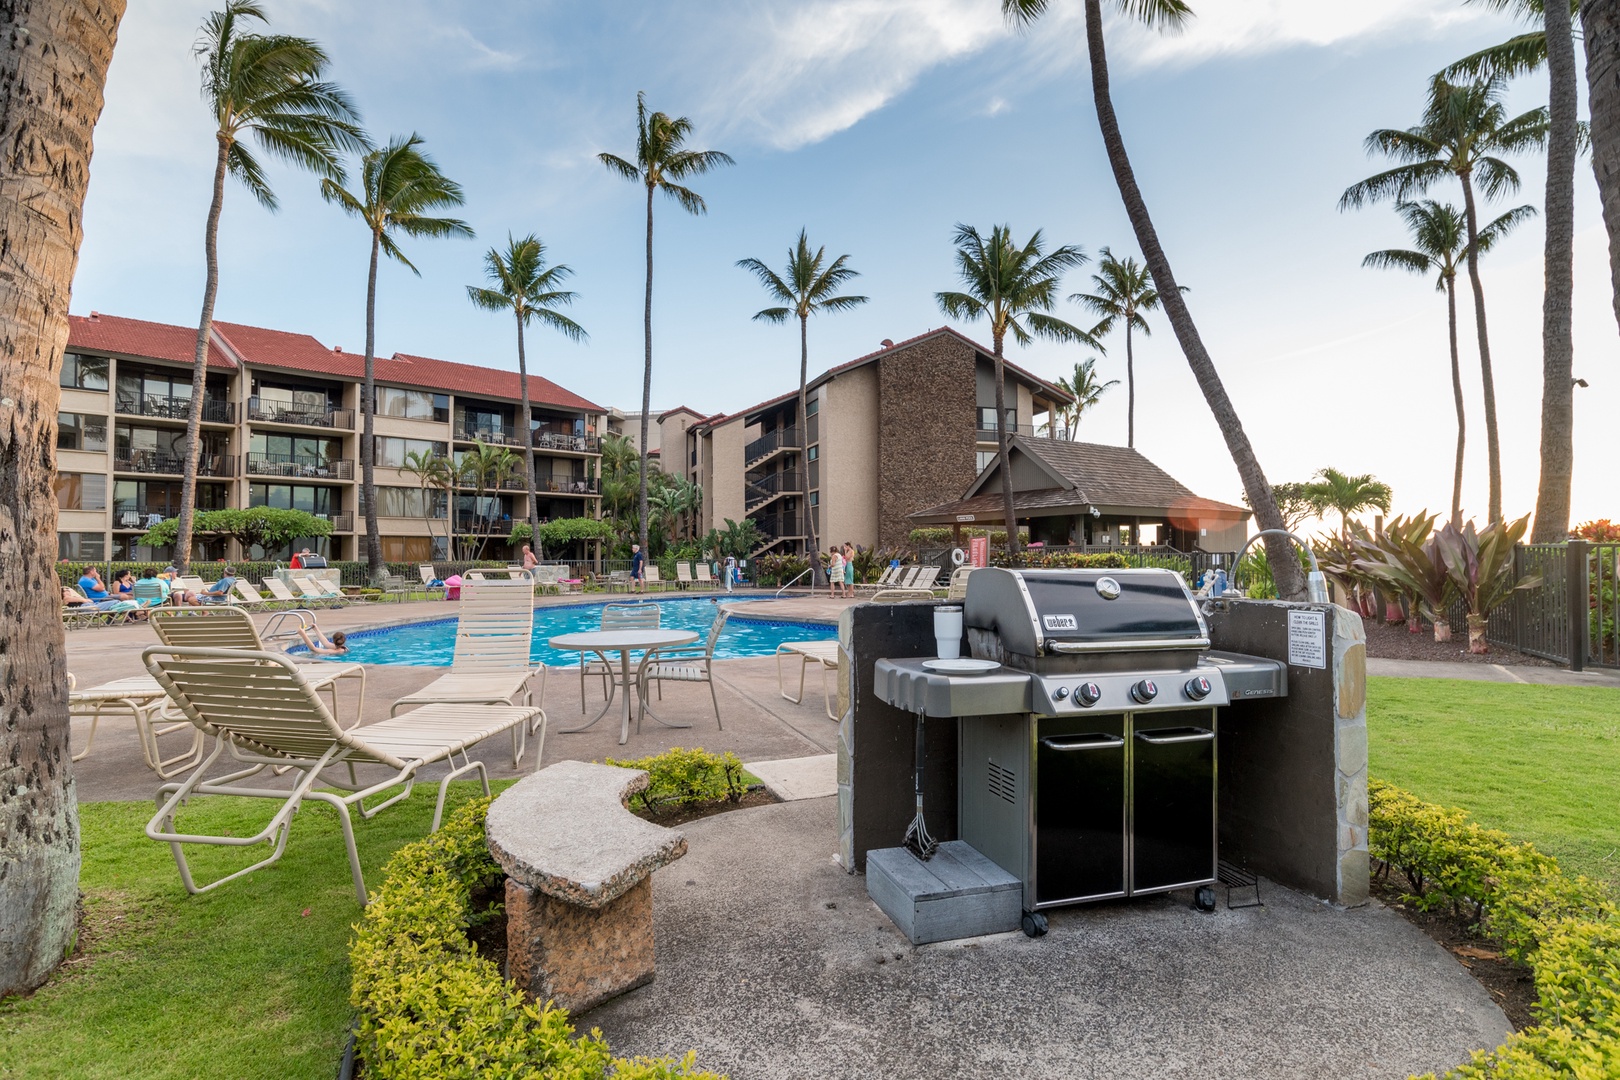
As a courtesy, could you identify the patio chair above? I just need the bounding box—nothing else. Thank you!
[605,569,632,593]
[69,672,202,777]
[142,645,542,903]
[231,579,270,609]
[291,575,342,607]
[577,602,661,711]
[946,566,976,601]
[855,565,902,592]
[637,609,727,732]
[870,588,939,603]
[264,576,320,609]
[695,563,716,590]
[131,577,169,608]
[675,562,695,590]
[390,575,546,767]
[149,607,361,715]
[644,565,667,592]
[418,564,446,599]
[911,566,942,592]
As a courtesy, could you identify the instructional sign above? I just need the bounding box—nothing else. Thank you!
[1287,609,1328,669]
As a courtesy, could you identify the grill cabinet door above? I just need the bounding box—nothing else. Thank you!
[1035,716,1127,905]
[1130,708,1217,894]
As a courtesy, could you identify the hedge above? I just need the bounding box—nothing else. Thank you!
[56,559,509,589]
[604,748,748,814]
[1370,780,1620,1078]
[350,797,720,1080]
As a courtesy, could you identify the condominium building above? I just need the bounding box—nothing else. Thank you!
[682,327,1073,553]
[55,312,606,564]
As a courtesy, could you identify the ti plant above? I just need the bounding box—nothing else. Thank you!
[1352,512,1460,642]
[1435,514,1542,654]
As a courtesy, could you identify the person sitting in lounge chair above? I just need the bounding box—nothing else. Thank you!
[62,586,139,617]
[159,566,195,606]
[296,626,348,656]
[197,568,239,605]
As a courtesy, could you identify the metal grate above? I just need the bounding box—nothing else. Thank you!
[988,760,1017,804]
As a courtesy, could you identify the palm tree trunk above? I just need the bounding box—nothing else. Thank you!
[517,312,540,550]
[1125,320,1136,449]
[799,314,817,594]
[993,332,1020,560]
[1534,0,1579,543]
[1581,0,1620,335]
[1082,0,1305,600]
[1457,173,1503,525]
[361,230,383,579]
[1445,274,1466,529]
[639,182,654,555]
[177,136,230,573]
[0,0,124,998]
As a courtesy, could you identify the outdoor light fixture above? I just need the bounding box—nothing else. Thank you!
[1089,507,1101,518]
[1574,377,1590,388]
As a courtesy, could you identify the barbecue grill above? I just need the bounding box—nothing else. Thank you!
[873,567,1286,935]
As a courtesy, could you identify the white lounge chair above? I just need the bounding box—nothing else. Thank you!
[638,610,727,731]
[150,606,363,715]
[946,566,976,601]
[644,565,667,592]
[855,565,902,592]
[675,562,695,590]
[911,566,942,592]
[418,563,446,599]
[69,674,201,778]
[870,588,939,603]
[231,579,269,608]
[142,645,542,903]
[390,574,546,766]
[695,563,716,590]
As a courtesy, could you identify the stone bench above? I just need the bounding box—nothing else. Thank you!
[485,760,687,1012]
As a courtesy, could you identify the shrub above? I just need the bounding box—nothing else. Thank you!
[909,526,1027,547]
[604,747,748,814]
[1371,781,1620,1079]
[993,551,1130,570]
[350,798,719,1080]
[752,553,809,588]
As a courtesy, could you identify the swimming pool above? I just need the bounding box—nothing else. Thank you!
[320,596,837,667]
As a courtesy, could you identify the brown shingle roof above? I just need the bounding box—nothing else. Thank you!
[1007,438,1249,516]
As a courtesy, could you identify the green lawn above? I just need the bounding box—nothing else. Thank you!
[0,781,507,1080]
[1368,676,1620,895]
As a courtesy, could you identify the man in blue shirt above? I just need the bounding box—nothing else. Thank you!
[77,567,109,599]
[630,544,645,593]
[198,567,239,605]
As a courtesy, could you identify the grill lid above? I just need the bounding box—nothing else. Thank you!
[963,567,1209,657]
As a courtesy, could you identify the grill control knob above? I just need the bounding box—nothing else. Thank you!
[1053,685,1070,701]
[1077,682,1102,707]
[1184,676,1213,701]
[1130,679,1158,704]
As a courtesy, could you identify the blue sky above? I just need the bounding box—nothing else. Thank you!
[74,1,1615,526]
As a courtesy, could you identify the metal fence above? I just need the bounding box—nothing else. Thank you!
[1444,541,1619,670]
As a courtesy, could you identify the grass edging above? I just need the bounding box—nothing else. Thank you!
[1370,780,1620,1078]
[348,796,720,1080]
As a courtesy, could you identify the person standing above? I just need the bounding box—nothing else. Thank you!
[723,553,737,593]
[630,543,646,593]
[827,545,845,599]
[842,542,857,595]
[521,544,539,571]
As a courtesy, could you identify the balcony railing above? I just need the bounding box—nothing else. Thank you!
[975,423,1073,442]
[330,512,354,532]
[744,427,800,465]
[453,514,514,535]
[112,506,178,530]
[455,425,521,446]
[746,470,802,509]
[535,476,598,496]
[754,511,803,541]
[116,393,233,424]
[455,474,528,491]
[533,430,599,453]
[244,454,354,480]
[248,397,353,429]
[113,450,234,477]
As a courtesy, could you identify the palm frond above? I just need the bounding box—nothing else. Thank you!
[1441,31,1549,83]
[659,180,707,216]
[751,307,792,324]
[598,152,641,182]
[1362,248,1435,274]
[226,141,276,209]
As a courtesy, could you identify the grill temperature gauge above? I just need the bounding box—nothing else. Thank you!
[1130,679,1158,704]
[1184,676,1213,701]
[1076,682,1102,707]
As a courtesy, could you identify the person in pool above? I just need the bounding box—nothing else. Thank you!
[296,626,348,656]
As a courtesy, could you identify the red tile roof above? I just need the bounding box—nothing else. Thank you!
[66,312,604,413]
[68,313,234,369]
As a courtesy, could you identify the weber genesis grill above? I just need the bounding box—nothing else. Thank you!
[873,567,1286,929]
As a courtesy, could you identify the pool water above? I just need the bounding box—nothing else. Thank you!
[325,596,837,667]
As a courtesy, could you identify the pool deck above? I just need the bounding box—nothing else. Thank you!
[65,593,850,803]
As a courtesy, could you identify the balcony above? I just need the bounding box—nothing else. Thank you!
[114,450,234,477]
[112,506,174,531]
[330,512,354,532]
[456,474,528,492]
[754,510,803,542]
[248,397,354,430]
[535,476,598,496]
[745,470,802,511]
[453,513,514,535]
[116,393,233,424]
[244,453,354,480]
[533,430,599,454]
[975,422,1072,443]
[744,427,799,468]
[455,425,520,446]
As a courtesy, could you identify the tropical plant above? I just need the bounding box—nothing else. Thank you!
[467,234,588,547]
[737,229,868,581]
[1072,248,1170,447]
[0,0,125,997]
[323,133,473,579]
[1302,468,1394,544]
[176,1,365,572]
[1353,512,1459,642]
[1340,74,1547,525]
[598,92,733,556]
[399,448,453,557]
[138,507,333,555]
[1444,2,1583,544]
[1362,199,1535,526]
[936,223,1097,558]
[710,518,765,560]
[1000,0,1309,602]
[1052,356,1119,438]
[1243,481,1319,533]
[453,440,520,560]
[1436,514,1544,654]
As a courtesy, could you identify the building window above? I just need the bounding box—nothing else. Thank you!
[808,491,820,507]
[374,436,448,468]
[976,406,1017,433]
[374,486,445,517]
[807,445,819,462]
[58,531,105,560]
[53,472,107,511]
[976,450,997,473]
[57,412,108,452]
[381,536,435,563]
[249,483,338,517]
[115,480,225,524]
[376,386,448,422]
[60,353,109,391]
[805,398,819,416]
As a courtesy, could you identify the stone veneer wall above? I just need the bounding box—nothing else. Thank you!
[875,336,978,548]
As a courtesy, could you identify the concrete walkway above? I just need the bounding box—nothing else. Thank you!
[590,797,1510,1080]
[1369,656,1620,688]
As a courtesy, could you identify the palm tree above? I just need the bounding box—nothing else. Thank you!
[466,235,588,548]
[322,134,472,579]
[177,1,365,572]
[400,448,453,559]
[598,92,734,557]
[1072,248,1165,448]
[454,441,519,560]
[737,229,869,580]
[1340,75,1547,525]
[1362,200,1534,527]
[1001,0,1309,600]
[1305,468,1394,545]
[1446,2,1581,542]
[936,224,1096,559]
[1056,357,1120,438]
[0,0,125,999]
[1584,3,1620,341]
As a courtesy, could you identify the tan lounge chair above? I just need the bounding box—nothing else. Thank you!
[675,562,695,590]
[946,566,975,601]
[855,565,902,592]
[418,564,446,599]
[69,673,202,778]
[910,566,942,592]
[644,565,667,592]
[695,563,716,590]
[231,579,269,608]
[389,575,547,766]
[150,606,364,714]
[143,645,542,903]
[871,588,939,603]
